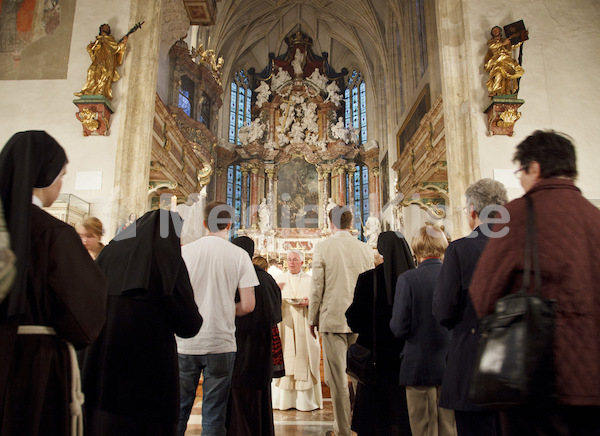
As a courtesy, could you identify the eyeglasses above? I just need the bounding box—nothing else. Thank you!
[514,166,528,178]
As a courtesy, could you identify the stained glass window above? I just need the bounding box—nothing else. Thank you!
[226,163,247,233]
[344,70,367,144]
[228,70,253,145]
[353,163,370,240]
[178,75,195,118]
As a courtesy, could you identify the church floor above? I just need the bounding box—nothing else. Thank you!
[184,397,358,435]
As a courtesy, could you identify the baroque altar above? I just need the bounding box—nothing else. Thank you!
[212,30,380,264]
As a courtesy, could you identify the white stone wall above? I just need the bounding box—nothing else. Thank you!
[0,0,133,241]
[466,0,600,201]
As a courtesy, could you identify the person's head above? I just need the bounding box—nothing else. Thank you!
[328,205,353,231]
[287,250,304,274]
[0,131,68,317]
[252,256,268,270]
[268,258,279,267]
[232,236,255,259]
[411,225,448,262]
[77,217,104,252]
[464,178,508,229]
[490,26,502,38]
[99,23,111,35]
[32,165,66,207]
[203,201,234,234]
[128,213,137,222]
[513,130,577,192]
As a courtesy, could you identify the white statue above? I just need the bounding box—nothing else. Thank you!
[291,48,305,76]
[331,117,349,143]
[255,81,271,108]
[238,118,266,146]
[324,81,342,106]
[290,121,305,143]
[349,126,360,144]
[271,67,292,91]
[264,139,278,151]
[258,198,271,231]
[364,215,381,248]
[308,69,328,90]
[302,101,319,133]
[325,197,337,229]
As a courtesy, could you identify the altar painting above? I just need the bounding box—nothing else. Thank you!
[277,157,319,229]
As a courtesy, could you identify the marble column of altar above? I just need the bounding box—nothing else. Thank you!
[241,165,249,229]
[336,165,347,206]
[320,167,331,229]
[265,166,276,229]
[249,165,259,229]
[347,165,356,211]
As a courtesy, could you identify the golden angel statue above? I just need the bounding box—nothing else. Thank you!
[484,26,525,97]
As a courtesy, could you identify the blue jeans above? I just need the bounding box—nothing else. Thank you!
[178,352,236,436]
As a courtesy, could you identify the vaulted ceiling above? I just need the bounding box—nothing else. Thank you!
[204,0,394,95]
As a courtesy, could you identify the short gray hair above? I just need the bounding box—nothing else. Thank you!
[465,178,508,217]
[287,250,304,262]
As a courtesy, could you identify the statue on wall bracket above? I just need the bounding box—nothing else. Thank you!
[73,22,144,136]
[483,20,527,136]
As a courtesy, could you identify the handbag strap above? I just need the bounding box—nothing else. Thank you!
[520,196,542,294]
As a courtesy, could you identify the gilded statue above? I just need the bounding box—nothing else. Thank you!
[484,26,525,97]
[75,22,143,100]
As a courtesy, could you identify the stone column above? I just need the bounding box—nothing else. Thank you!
[265,166,276,229]
[336,165,347,206]
[371,166,381,217]
[347,165,356,210]
[435,0,481,237]
[112,0,164,229]
[241,165,249,229]
[249,165,259,229]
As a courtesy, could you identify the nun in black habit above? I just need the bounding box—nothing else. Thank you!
[346,231,415,436]
[0,131,108,436]
[226,236,281,436]
[80,209,202,436]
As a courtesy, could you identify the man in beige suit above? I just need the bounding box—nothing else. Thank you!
[309,205,374,436]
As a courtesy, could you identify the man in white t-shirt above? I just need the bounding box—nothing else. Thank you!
[176,201,258,436]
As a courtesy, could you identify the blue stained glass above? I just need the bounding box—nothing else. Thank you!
[178,93,191,117]
[345,89,351,128]
[245,92,252,125]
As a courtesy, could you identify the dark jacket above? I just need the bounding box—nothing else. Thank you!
[433,228,489,411]
[390,258,449,386]
[470,178,600,406]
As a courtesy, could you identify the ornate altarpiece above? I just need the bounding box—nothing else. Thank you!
[213,31,380,262]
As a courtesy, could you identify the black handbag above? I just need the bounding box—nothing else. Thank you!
[469,196,556,409]
[346,270,377,385]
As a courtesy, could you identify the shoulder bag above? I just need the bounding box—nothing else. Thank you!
[469,196,556,409]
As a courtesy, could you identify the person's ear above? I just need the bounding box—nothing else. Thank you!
[528,161,541,178]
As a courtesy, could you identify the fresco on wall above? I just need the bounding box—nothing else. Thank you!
[277,157,319,229]
[0,0,76,80]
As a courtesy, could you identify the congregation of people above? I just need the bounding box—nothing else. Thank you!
[0,129,599,436]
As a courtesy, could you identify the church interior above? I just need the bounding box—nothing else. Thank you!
[1,0,599,433]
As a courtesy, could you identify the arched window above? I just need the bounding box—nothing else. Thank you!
[178,75,195,118]
[344,70,367,144]
[353,163,370,239]
[228,70,252,145]
[225,163,248,233]
[416,0,428,77]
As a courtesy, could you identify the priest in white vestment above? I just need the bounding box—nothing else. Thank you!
[272,250,323,411]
